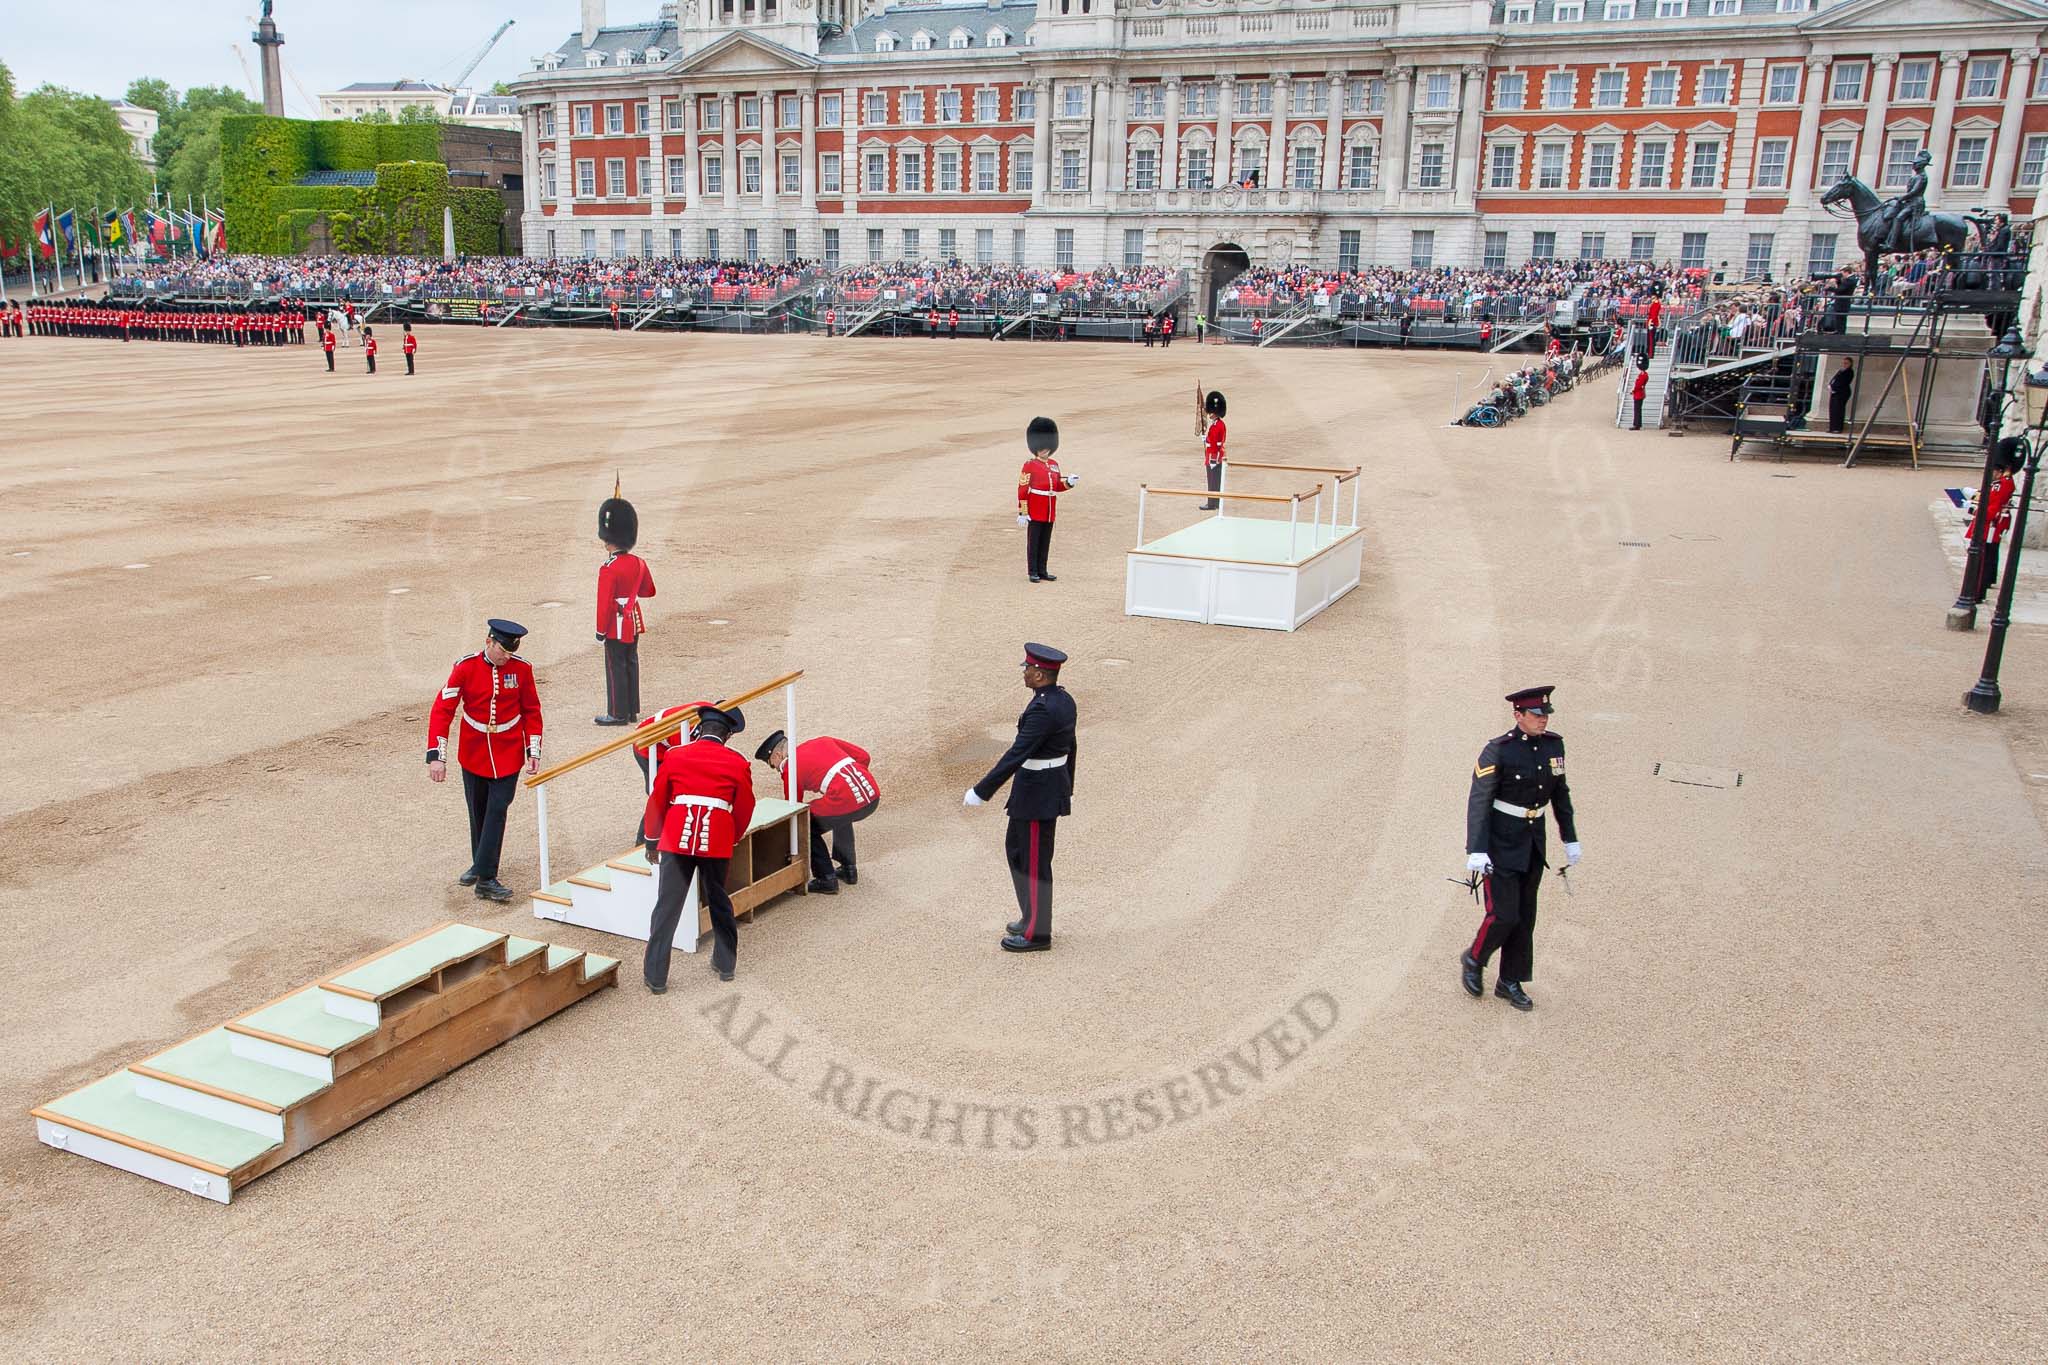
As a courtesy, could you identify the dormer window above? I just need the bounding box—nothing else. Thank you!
[949,28,971,48]
[911,31,934,51]
[646,47,664,62]
[585,50,605,67]
[875,32,897,52]
[616,49,635,66]
[987,28,1008,47]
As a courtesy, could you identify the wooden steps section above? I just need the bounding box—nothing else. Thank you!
[31,923,617,1204]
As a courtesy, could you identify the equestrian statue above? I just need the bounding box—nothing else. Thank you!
[1820,151,1980,286]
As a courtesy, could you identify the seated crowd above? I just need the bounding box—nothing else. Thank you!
[821,262,1178,314]
[1217,258,1703,323]
[112,254,817,305]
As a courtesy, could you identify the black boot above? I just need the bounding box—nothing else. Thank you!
[458,866,480,888]
[1494,979,1534,1011]
[1460,951,1482,998]
[474,879,513,903]
[837,864,857,886]
[808,877,840,894]
[1000,934,1049,952]
[1007,919,1024,936]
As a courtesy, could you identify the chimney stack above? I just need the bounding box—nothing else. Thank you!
[581,0,606,48]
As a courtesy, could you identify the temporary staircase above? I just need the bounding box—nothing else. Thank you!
[31,923,616,1204]
[628,302,669,331]
[839,297,898,338]
[1488,319,1548,352]
[1257,300,1321,347]
[493,304,525,328]
[1614,335,1676,430]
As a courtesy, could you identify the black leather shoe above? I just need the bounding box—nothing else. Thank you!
[1494,980,1534,1011]
[1001,935,1050,952]
[838,866,857,886]
[1028,575,1042,583]
[645,979,667,995]
[1007,919,1024,936]
[594,714,630,726]
[717,967,735,981]
[808,877,839,894]
[1039,573,1057,582]
[457,866,479,888]
[474,879,513,903]
[1460,951,1483,998]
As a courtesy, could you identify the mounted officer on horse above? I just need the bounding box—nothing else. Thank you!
[1820,154,1979,285]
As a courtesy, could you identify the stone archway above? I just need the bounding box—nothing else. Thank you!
[1199,242,1251,321]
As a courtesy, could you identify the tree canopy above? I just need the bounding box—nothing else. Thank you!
[0,62,151,255]
[124,78,261,211]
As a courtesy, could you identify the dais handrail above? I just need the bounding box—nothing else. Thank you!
[1139,486,1316,503]
[1227,461,1361,477]
[526,669,805,789]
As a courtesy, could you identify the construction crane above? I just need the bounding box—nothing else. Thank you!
[244,16,321,116]
[228,44,260,100]
[450,19,516,93]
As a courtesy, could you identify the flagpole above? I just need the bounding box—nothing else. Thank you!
[51,206,65,292]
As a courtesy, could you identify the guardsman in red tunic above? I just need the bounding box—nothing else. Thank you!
[427,618,545,902]
[927,306,940,338]
[641,704,755,989]
[754,729,878,894]
[402,322,418,374]
[1967,438,2023,599]
[948,307,960,338]
[594,488,656,726]
[363,327,378,373]
[1161,312,1175,348]
[1199,389,1228,509]
[321,327,336,371]
[1019,416,1078,583]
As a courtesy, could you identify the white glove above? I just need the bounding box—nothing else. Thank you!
[964,789,985,807]
[1466,852,1492,875]
[1564,842,1582,866]
[1066,475,1079,485]
[1017,513,1029,528]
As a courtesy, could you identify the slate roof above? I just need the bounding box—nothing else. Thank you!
[337,80,449,94]
[545,23,679,69]
[818,1,1039,58]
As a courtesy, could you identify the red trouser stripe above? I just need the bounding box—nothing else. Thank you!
[1469,874,1495,960]
[1025,820,1041,940]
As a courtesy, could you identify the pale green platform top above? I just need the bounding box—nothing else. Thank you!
[1135,514,1357,566]
[141,1028,329,1109]
[327,924,504,999]
[233,986,378,1053]
[505,935,545,964]
[545,944,584,973]
[582,953,619,981]
[39,1071,279,1173]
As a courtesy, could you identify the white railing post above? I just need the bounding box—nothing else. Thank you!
[1351,473,1360,529]
[536,786,552,890]
[785,680,799,863]
[1289,494,1299,559]
[1137,486,1148,547]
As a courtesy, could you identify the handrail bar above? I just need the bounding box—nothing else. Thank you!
[1226,461,1362,478]
[1139,486,1317,502]
[526,668,805,789]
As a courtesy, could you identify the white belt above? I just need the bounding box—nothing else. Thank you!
[1022,755,1068,771]
[820,756,859,792]
[1025,487,1063,497]
[671,795,733,812]
[1493,799,1547,819]
[461,712,520,735]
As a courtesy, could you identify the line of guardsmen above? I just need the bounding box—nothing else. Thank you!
[18,299,309,345]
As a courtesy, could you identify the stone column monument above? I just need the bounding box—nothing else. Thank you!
[253,2,285,118]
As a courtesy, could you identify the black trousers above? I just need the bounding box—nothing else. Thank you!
[1632,397,1645,430]
[1828,393,1849,433]
[604,638,641,720]
[811,798,878,881]
[325,350,334,371]
[367,354,377,374]
[1005,817,1057,943]
[1470,865,1542,983]
[461,769,518,881]
[1200,461,1221,509]
[646,853,734,986]
[405,352,415,375]
[1026,520,1053,578]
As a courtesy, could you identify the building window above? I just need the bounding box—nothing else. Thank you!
[976,227,995,264]
[1292,143,1317,189]
[1234,80,1273,116]
[902,228,920,257]
[1343,143,1375,189]
[1688,140,1722,188]
[1646,69,1677,106]
[1015,86,1037,121]
[900,149,924,192]
[902,91,924,124]
[1882,135,1922,188]
[1537,141,1568,190]
[988,27,1009,48]
[1133,146,1158,190]
[936,148,960,192]
[1123,228,1145,267]
[976,148,999,191]
[742,154,761,195]
[867,227,884,262]
[1586,141,1617,189]
[1655,0,1683,13]
[580,227,596,255]
[1680,231,1707,270]
[1552,0,1583,17]
[1012,146,1035,191]
[540,106,557,138]
[1630,232,1657,262]
[1698,68,1731,104]
[864,92,886,125]
[1062,84,1087,118]
[608,228,625,259]
[1340,230,1362,272]
[1595,70,1625,107]
[820,94,842,127]
[1745,232,1775,279]
[659,99,680,133]
[668,228,681,258]
[1808,232,1836,274]
[1895,60,1932,101]
[541,162,558,200]
[1488,143,1518,189]
[1055,228,1075,269]
[1504,1,1533,19]
[702,99,723,132]
[575,158,595,197]
[910,30,933,52]
[1060,147,1083,191]
[939,226,958,258]
[1818,138,1854,187]
[574,105,593,135]
[1410,230,1434,268]
[865,151,887,192]
[823,227,840,267]
[744,228,759,262]
[782,227,798,261]
[1579,232,1605,260]
[1482,230,1507,270]
[605,103,624,134]
[1531,230,1556,260]
[1951,135,1989,188]
[2019,134,2048,188]
[1603,0,1634,17]
[1186,146,1211,189]
[704,156,723,195]
[635,102,650,134]
[1706,0,1737,12]
[1754,139,1789,189]
[1966,57,2003,99]
[977,88,998,122]
[1182,82,1214,117]
[605,158,627,196]
[1291,81,1327,115]
[940,90,962,122]
[1637,140,1669,189]
[782,153,800,194]
[1013,228,1026,265]
[1415,141,1446,190]
[636,157,652,196]
[1424,73,1452,109]
[1766,66,1801,105]
[1545,71,1575,109]
[1495,72,1525,109]
[1830,63,1866,103]
[821,152,842,194]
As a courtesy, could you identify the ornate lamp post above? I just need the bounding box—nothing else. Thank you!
[1950,327,2027,629]
[1962,360,2047,714]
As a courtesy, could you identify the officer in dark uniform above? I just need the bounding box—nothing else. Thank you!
[1461,685,1579,1010]
[966,643,1077,953]
[1828,357,1855,433]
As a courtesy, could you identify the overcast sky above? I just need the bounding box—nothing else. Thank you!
[7,0,591,112]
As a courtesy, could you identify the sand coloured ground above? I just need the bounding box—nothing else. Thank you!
[1,328,2045,1359]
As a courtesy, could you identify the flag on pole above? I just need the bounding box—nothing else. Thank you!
[146,210,169,257]
[33,208,54,258]
[55,210,77,256]
[105,210,126,249]
[191,211,208,259]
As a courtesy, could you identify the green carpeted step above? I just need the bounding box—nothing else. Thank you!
[537,881,579,902]
[138,1029,329,1110]
[567,867,613,890]
[37,1072,279,1175]
[232,987,377,1054]
[748,797,804,833]
[327,924,504,1000]
[610,847,652,872]
[581,953,618,982]
[504,936,545,965]
[544,945,583,973]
